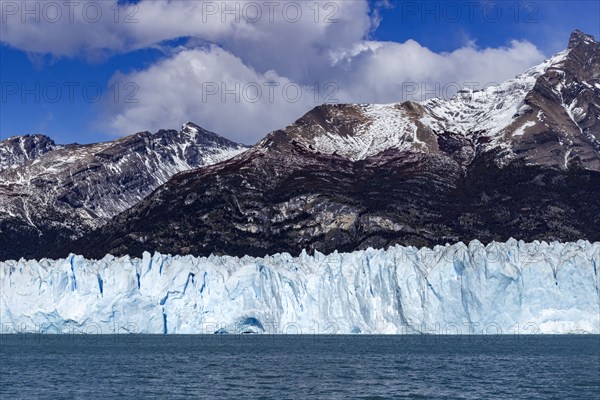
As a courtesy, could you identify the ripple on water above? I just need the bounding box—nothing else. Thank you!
[0,335,599,399]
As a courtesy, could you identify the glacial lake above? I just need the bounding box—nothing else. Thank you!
[1,335,599,399]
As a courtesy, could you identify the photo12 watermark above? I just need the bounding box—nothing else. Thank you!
[1,1,139,24]
[1,81,139,104]
[0,320,549,338]
[397,1,540,24]
[196,1,340,24]
[0,1,342,25]
[199,81,339,104]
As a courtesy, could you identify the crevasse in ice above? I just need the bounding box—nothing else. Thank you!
[1,239,598,334]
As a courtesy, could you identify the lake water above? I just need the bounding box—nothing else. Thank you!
[1,335,599,399]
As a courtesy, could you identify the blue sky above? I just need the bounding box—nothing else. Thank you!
[1,0,598,145]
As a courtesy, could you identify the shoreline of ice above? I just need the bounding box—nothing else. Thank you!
[2,239,599,334]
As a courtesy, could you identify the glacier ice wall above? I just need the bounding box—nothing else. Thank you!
[1,239,599,334]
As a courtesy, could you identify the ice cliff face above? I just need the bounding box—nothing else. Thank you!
[2,240,598,334]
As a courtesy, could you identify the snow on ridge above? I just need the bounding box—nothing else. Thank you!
[421,49,571,140]
[0,135,62,171]
[306,49,573,160]
[2,239,598,335]
[0,126,247,225]
[512,121,537,137]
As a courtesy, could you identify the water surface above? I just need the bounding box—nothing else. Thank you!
[1,335,599,399]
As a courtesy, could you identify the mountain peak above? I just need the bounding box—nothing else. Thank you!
[0,134,59,170]
[568,30,596,49]
[3,133,54,144]
[181,121,203,134]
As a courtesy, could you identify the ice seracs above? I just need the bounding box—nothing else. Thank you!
[1,240,598,334]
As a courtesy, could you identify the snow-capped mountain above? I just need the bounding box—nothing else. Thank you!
[0,134,62,170]
[74,31,600,260]
[0,123,247,260]
[2,240,598,334]
[284,30,599,169]
[0,30,598,261]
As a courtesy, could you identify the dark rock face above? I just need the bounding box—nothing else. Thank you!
[71,31,600,260]
[0,124,247,260]
[77,141,600,260]
[513,30,600,170]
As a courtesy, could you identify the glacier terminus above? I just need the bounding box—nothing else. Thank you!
[2,239,598,335]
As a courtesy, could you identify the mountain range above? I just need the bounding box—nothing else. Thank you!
[0,124,246,259]
[0,30,598,260]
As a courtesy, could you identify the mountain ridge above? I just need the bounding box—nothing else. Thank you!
[1,30,598,261]
[68,30,599,260]
[0,123,248,260]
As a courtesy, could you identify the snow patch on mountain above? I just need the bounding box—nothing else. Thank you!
[513,121,537,137]
[0,135,62,171]
[312,104,424,161]
[423,50,570,143]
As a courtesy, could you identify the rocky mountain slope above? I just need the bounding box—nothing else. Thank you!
[0,123,247,260]
[1,30,598,261]
[73,30,600,260]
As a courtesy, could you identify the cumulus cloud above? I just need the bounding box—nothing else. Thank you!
[2,0,547,143]
[108,39,544,144]
[331,39,546,104]
[105,46,320,143]
[0,0,369,69]
[1,0,247,57]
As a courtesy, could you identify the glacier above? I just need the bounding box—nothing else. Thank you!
[1,239,599,334]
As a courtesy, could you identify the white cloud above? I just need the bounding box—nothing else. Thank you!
[1,1,241,57]
[2,0,547,143]
[0,1,369,67]
[331,39,546,103]
[108,39,544,144]
[105,46,319,143]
